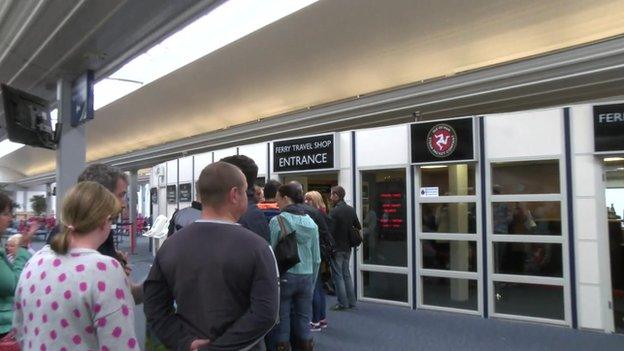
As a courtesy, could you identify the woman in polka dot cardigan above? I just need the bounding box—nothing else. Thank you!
[13,182,138,350]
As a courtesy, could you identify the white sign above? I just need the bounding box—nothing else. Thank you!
[420,187,439,197]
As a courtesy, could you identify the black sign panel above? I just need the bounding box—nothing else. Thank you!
[273,134,334,172]
[166,185,177,204]
[411,117,475,164]
[179,183,192,202]
[150,187,157,204]
[594,104,624,153]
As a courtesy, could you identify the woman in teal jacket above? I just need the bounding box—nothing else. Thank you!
[0,192,31,337]
[269,183,320,351]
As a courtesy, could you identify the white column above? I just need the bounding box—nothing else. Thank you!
[54,79,85,215]
[129,170,138,253]
[45,183,54,215]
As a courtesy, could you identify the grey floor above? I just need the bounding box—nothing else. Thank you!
[93,236,624,350]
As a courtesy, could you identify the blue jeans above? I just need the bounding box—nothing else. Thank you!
[330,250,356,308]
[312,270,326,323]
[274,273,314,344]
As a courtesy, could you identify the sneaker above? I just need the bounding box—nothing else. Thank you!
[319,319,328,329]
[310,322,322,332]
[330,304,347,311]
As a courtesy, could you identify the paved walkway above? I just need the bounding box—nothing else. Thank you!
[111,236,624,350]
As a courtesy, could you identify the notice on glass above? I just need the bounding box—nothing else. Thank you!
[420,187,439,197]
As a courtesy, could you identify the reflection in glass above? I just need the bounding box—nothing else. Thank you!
[362,170,407,267]
[421,203,477,233]
[494,282,564,320]
[492,202,561,235]
[422,240,477,272]
[491,160,560,195]
[494,243,562,277]
[363,271,408,302]
[420,163,476,196]
[422,277,478,311]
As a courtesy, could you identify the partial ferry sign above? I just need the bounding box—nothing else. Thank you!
[179,183,192,203]
[411,117,476,164]
[594,104,624,154]
[166,185,177,204]
[273,134,335,173]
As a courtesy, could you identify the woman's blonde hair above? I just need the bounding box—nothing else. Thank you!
[51,181,120,255]
[304,191,326,212]
[7,234,22,246]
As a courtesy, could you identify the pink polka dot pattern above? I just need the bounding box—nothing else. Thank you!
[29,284,35,293]
[36,299,41,307]
[75,264,85,272]
[121,304,129,316]
[60,319,69,328]
[52,258,61,267]
[79,282,88,291]
[50,330,57,339]
[26,271,31,279]
[112,327,122,338]
[85,325,95,334]
[73,309,81,318]
[97,317,107,327]
[128,338,137,348]
[97,262,107,271]
[28,312,33,321]
[45,285,52,295]
[34,327,39,336]
[58,273,67,282]
[72,335,82,345]
[64,290,72,299]
[60,348,67,351]
[40,271,46,280]
[98,281,106,292]
[93,304,102,314]
[101,346,110,351]
[39,343,46,351]
[111,259,119,268]
[37,258,43,266]
[42,314,48,323]
[115,288,125,300]
[51,301,59,310]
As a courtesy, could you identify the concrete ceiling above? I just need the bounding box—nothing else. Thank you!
[3,0,624,179]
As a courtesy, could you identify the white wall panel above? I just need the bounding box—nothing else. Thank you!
[213,147,238,162]
[577,242,600,285]
[166,160,178,184]
[338,169,353,206]
[239,143,269,177]
[193,152,213,181]
[356,125,408,167]
[573,156,598,197]
[578,285,604,330]
[167,204,178,217]
[178,156,193,183]
[485,109,563,159]
[339,131,351,171]
[574,199,598,241]
[570,105,594,154]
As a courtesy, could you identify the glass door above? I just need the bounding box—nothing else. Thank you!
[358,168,411,305]
[415,163,482,314]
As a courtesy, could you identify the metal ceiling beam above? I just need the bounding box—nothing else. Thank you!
[14,35,624,186]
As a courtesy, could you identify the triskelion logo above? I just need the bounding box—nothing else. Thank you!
[427,124,457,157]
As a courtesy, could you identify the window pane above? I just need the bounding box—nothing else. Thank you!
[494,282,564,320]
[492,201,561,235]
[422,240,477,272]
[422,277,478,311]
[421,203,477,233]
[493,243,562,277]
[491,160,559,194]
[363,271,408,302]
[420,163,476,196]
[362,169,407,266]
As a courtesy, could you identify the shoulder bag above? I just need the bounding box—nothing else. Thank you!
[349,226,363,248]
[274,216,300,274]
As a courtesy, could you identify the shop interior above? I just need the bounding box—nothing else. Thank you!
[605,157,624,333]
[281,172,338,210]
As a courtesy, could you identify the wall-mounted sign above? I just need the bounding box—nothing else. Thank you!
[273,134,335,173]
[411,117,475,164]
[594,104,624,154]
[179,183,192,203]
[150,187,157,204]
[166,185,177,204]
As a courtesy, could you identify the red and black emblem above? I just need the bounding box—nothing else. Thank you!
[426,124,457,158]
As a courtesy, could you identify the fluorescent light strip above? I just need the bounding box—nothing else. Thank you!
[0,139,25,158]
[604,157,624,162]
[94,0,318,110]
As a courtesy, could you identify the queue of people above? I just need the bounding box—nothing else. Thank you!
[0,154,361,351]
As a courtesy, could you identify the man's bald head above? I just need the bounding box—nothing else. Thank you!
[197,162,247,208]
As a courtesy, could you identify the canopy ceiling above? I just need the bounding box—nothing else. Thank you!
[3,0,624,180]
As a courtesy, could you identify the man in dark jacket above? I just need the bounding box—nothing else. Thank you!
[144,162,279,351]
[221,155,271,242]
[329,185,361,310]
